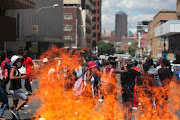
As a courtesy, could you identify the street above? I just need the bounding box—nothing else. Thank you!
[2,74,180,120]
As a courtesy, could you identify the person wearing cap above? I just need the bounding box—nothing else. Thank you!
[83,61,97,98]
[122,57,144,120]
[9,55,28,119]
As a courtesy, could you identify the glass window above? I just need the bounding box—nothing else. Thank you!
[64,25,72,31]
[64,13,73,20]
[64,36,72,41]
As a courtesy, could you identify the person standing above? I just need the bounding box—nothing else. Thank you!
[122,58,144,120]
[0,52,8,120]
[21,51,33,95]
[158,58,172,115]
[9,55,28,119]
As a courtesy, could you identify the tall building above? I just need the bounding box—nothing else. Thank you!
[3,0,64,58]
[115,11,128,42]
[177,0,180,19]
[148,9,177,59]
[137,21,151,57]
[102,29,112,37]
[63,0,94,49]
[92,0,101,48]
[63,0,82,48]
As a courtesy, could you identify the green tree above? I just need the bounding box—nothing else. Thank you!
[98,41,115,55]
[128,42,138,57]
[115,49,126,54]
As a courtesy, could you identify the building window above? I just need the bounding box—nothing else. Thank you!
[64,25,72,31]
[93,2,96,6]
[64,13,73,20]
[98,1,101,7]
[92,25,96,29]
[64,36,72,41]
[97,25,100,30]
[98,9,100,14]
[93,32,96,37]
[98,17,100,21]
[92,17,96,22]
[92,10,96,14]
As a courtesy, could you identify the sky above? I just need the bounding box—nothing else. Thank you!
[102,0,177,31]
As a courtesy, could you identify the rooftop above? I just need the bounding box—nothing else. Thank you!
[154,9,176,19]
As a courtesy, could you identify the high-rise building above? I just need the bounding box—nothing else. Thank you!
[63,0,82,48]
[63,0,94,48]
[92,0,101,48]
[115,11,128,42]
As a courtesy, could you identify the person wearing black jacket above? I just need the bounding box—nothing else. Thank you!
[121,58,144,120]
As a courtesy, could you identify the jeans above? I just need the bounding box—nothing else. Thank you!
[0,86,8,117]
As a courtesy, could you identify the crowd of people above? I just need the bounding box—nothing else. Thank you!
[0,49,175,120]
[73,56,173,120]
[0,51,33,120]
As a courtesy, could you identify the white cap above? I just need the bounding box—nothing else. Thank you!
[10,55,21,66]
[43,58,49,63]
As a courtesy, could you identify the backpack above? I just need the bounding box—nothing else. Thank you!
[73,77,86,96]
[175,66,180,84]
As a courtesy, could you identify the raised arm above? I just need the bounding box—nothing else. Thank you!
[114,62,128,73]
[139,60,144,74]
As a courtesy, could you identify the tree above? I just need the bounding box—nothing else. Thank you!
[115,49,126,54]
[98,41,115,55]
[128,42,138,57]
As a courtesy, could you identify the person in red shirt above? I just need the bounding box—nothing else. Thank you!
[21,51,33,95]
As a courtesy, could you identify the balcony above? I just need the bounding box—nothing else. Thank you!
[155,20,180,37]
[0,0,35,9]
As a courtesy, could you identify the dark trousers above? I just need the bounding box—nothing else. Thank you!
[0,86,8,117]
[25,79,32,92]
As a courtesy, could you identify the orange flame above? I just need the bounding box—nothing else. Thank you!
[29,46,180,120]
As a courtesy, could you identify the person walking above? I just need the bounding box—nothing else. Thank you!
[9,55,28,119]
[158,58,172,115]
[0,52,8,120]
[21,51,33,96]
[122,58,144,120]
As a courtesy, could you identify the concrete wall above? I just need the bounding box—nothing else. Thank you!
[6,0,64,51]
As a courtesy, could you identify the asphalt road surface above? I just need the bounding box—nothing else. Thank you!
[2,74,180,120]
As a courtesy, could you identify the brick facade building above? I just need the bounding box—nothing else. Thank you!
[148,10,177,58]
[92,0,101,47]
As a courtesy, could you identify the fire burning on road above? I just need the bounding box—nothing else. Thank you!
[30,46,180,120]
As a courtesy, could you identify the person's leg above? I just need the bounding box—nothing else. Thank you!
[0,86,7,118]
[25,78,32,93]
[15,98,28,111]
[14,89,28,111]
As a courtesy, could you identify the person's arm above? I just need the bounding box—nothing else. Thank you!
[9,67,26,80]
[114,62,128,73]
[86,70,94,84]
[29,57,34,66]
[139,61,144,74]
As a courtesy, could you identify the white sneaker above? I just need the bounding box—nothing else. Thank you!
[133,107,138,110]
[98,99,103,103]
[24,105,28,107]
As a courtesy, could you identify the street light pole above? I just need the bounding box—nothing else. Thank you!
[33,4,59,58]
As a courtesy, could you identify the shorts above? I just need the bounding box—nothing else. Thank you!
[10,89,27,100]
